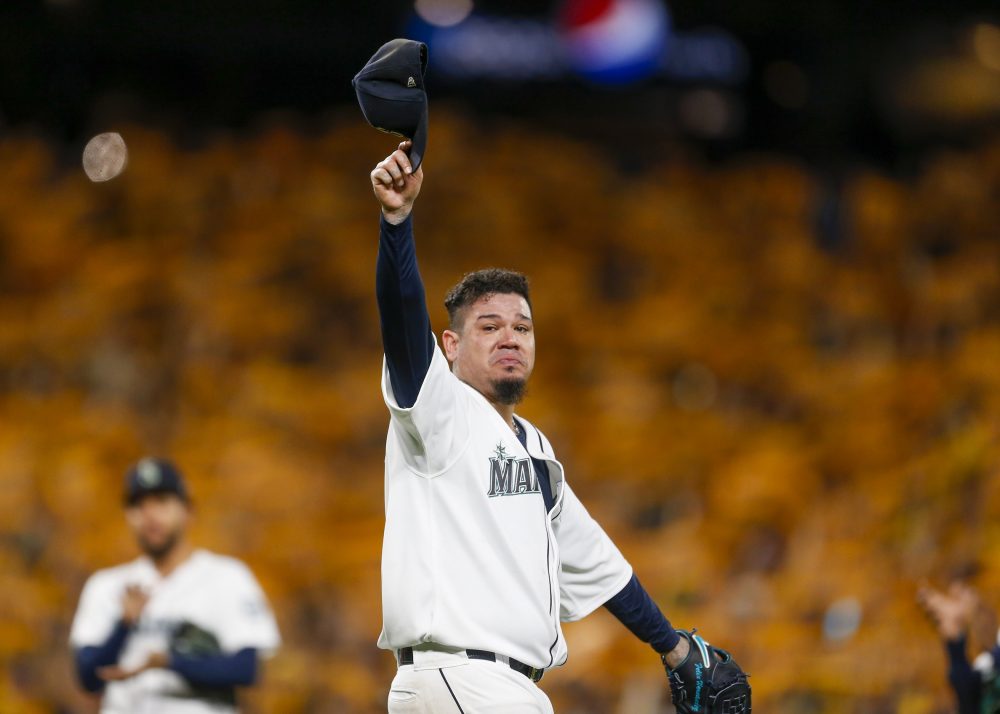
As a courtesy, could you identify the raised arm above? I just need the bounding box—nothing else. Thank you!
[918,582,988,714]
[71,582,146,693]
[371,140,434,408]
[943,636,982,714]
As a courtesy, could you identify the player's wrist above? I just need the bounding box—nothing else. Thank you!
[381,205,412,225]
[661,634,690,670]
[940,622,970,641]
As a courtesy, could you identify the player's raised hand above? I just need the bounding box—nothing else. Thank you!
[121,584,149,626]
[371,140,423,225]
[917,581,977,640]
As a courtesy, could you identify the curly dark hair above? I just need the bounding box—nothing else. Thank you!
[444,268,532,330]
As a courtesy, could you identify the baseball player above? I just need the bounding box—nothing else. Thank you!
[70,458,281,714]
[370,141,750,713]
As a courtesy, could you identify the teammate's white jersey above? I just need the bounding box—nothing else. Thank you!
[378,341,633,670]
[70,549,281,714]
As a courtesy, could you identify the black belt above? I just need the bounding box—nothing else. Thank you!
[397,646,544,683]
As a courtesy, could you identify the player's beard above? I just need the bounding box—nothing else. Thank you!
[138,529,182,562]
[491,377,527,405]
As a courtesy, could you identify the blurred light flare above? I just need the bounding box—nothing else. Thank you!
[823,597,862,643]
[82,132,128,183]
[414,0,474,28]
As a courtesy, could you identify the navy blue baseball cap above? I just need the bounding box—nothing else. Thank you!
[124,458,190,506]
[352,39,429,171]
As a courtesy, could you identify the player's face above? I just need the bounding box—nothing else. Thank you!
[444,292,535,404]
[125,492,190,559]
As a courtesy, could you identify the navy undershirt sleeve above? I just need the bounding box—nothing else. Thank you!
[945,636,982,714]
[376,213,435,409]
[604,574,680,655]
[170,647,258,687]
[75,620,131,693]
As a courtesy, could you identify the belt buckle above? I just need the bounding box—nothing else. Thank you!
[528,666,543,683]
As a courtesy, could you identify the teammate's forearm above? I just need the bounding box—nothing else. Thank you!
[376,213,434,408]
[75,620,131,692]
[169,647,258,687]
[603,574,680,654]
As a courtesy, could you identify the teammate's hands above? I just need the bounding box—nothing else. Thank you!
[121,584,149,626]
[918,581,979,641]
[97,651,169,681]
[371,140,423,225]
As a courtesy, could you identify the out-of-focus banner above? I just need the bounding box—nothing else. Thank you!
[408,0,749,85]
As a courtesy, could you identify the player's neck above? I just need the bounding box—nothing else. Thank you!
[490,401,518,433]
[150,539,195,578]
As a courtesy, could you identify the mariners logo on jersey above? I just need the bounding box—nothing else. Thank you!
[487,443,541,498]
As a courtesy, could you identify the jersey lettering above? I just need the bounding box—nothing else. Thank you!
[487,443,540,498]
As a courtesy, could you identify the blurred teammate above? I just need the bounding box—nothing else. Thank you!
[70,458,281,713]
[369,141,748,713]
[920,580,1000,713]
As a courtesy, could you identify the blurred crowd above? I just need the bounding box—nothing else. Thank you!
[0,113,998,713]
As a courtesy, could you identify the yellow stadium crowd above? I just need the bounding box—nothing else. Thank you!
[0,112,999,712]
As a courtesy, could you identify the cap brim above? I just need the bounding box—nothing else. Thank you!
[408,103,428,172]
[124,487,190,507]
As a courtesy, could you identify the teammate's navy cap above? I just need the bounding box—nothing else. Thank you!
[352,39,429,171]
[124,458,189,506]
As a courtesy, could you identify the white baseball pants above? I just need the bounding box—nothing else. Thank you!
[388,651,553,713]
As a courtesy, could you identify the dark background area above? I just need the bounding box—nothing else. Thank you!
[2,0,998,173]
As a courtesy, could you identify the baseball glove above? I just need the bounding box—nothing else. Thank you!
[170,621,223,658]
[169,621,237,705]
[663,629,751,714]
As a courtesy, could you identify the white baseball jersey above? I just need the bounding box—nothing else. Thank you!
[378,341,633,670]
[70,549,281,714]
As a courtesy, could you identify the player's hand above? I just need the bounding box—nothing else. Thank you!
[121,584,149,626]
[918,581,978,641]
[371,140,423,225]
[97,651,169,681]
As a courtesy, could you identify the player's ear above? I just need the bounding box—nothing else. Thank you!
[442,329,460,363]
